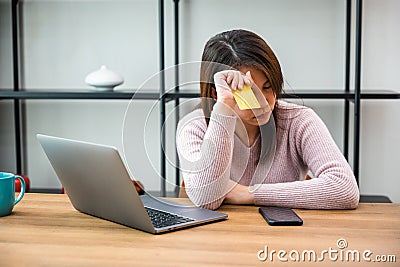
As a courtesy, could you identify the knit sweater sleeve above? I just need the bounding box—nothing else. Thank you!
[254,108,360,209]
[176,103,237,210]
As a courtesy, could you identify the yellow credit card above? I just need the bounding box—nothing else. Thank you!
[231,84,261,110]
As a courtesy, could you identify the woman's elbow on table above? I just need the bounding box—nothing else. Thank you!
[186,190,224,211]
[344,186,360,209]
[331,178,360,209]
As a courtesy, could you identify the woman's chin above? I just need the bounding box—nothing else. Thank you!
[253,112,271,125]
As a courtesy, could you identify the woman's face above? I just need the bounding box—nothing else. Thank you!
[234,67,276,127]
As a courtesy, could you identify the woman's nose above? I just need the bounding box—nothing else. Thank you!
[252,87,269,110]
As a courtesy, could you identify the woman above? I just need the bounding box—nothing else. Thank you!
[176,29,359,210]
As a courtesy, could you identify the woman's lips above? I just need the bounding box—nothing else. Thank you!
[254,112,270,121]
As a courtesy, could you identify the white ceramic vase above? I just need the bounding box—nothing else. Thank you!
[85,65,124,91]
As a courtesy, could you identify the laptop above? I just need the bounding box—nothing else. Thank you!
[37,134,227,234]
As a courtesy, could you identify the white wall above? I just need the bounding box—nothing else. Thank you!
[0,0,398,202]
[0,0,16,173]
[359,0,400,202]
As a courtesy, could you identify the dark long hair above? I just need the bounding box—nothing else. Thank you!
[200,29,284,125]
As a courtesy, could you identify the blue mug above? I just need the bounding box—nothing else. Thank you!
[0,172,25,217]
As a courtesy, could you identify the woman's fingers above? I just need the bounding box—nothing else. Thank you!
[245,70,252,80]
[230,72,238,90]
[214,69,251,97]
[244,75,251,85]
[245,71,254,85]
[230,71,249,90]
[213,70,254,109]
[237,73,244,89]
[226,71,234,85]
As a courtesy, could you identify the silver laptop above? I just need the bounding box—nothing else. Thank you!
[37,134,227,234]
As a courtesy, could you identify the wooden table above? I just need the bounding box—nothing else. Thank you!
[0,193,399,266]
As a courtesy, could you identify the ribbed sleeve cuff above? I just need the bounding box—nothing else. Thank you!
[253,184,281,207]
[253,182,308,208]
[213,101,236,117]
[205,103,237,139]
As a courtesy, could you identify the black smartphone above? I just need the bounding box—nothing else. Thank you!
[259,206,303,226]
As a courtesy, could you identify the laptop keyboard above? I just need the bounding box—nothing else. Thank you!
[145,207,195,228]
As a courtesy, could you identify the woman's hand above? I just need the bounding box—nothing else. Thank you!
[213,70,253,109]
[224,183,255,205]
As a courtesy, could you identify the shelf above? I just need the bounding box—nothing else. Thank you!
[1,89,398,100]
[167,89,400,100]
[0,90,158,100]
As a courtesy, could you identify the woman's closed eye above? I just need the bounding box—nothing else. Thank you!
[262,80,272,91]
[263,85,272,91]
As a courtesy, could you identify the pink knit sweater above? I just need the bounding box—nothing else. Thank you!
[176,100,359,210]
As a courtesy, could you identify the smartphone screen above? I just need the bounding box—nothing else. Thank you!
[259,206,303,226]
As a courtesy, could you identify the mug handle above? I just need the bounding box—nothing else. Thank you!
[14,175,26,205]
